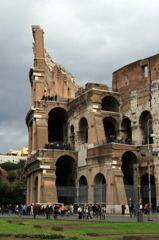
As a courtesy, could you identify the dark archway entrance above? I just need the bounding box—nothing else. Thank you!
[79,176,88,203]
[103,117,118,142]
[141,174,156,207]
[94,173,106,203]
[121,151,138,204]
[48,107,68,142]
[139,111,153,144]
[79,117,88,144]
[121,117,132,144]
[35,177,38,203]
[70,125,75,149]
[102,96,119,112]
[56,155,77,204]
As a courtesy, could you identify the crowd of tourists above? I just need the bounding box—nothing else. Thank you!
[41,95,58,101]
[41,95,69,103]
[0,203,158,219]
[121,203,157,217]
[45,142,72,150]
[0,203,106,220]
[105,136,132,145]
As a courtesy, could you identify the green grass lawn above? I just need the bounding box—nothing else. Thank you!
[0,218,159,240]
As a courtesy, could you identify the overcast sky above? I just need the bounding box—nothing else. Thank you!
[0,0,159,153]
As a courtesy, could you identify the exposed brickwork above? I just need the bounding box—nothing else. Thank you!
[25,26,159,212]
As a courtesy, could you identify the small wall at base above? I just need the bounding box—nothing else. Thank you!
[106,205,129,214]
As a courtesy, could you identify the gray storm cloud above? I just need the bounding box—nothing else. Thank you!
[0,0,159,152]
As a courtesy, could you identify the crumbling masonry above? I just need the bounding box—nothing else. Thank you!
[25,25,159,212]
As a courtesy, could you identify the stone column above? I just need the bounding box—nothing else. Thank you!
[28,125,32,154]
[113,170,127,212]
[30,173,34,204]
[36,121,48,148]
[38,171,41,203]
[88,185,94,205]
[131,125,143,145]
[154,164,159,206]
[32,119,36,151]
[26,176,30,205]
[42,170,58,203]
[94,114,105,145]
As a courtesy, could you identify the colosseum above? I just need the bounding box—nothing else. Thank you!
[25,25,159,213]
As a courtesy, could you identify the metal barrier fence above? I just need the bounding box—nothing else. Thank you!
[56,186,76,197]
[94,184,106,203]
[56,185,106,204]
[79,186,88,203]
[143,185,156,198]
[125,185,138,204]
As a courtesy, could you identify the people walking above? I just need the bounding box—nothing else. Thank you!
[8,204,12,217]
[77,205,82,219]
[133,203,137,216]
[129,203,134,217]
[1,205,5,215]
[33,204,37,219]
[121,204,126,215]
[45,204,50,220]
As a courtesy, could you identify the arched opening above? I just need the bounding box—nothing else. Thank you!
[35,176,38,203]
[141,174,156,207]
[48,107,68,142]
[79,176,88,203]
[121,151,138,204]
[121,117,132,144]
[102,96,119,112]
[79,117,88,144]
[103,117,118,142]
[139,111,153,145]
[94,173,106,203]
[56,155,77,204]
[0,170,2,182]
[70,125,75,149]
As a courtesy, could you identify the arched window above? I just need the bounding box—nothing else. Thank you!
[121,117,132,144]
[121,151,138,204]
[141,174,156,206]
[56,155,77,204]
[103,117,118,142]
[102,96,119,112]
[70,125,75,148]
[94,173,106,203]
[35,177,38,203]
[48,107,68,142]
[79,176,88,203]
[139,111,153,144]
[79,117,88,144]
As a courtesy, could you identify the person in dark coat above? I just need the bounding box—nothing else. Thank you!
[121,204,126,215]
[45,205,50,219]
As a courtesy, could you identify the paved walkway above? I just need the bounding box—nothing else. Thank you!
[0,212,159,223]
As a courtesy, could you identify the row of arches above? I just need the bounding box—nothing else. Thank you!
[48,107,88,144]
[48,94,120,142]
[48,107,153,147]
[33,152,156,206]
[104,110,153,145]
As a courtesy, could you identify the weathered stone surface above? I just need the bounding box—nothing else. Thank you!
[25,26,159,212]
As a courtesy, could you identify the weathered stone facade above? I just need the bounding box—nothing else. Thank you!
[25,25,159,212]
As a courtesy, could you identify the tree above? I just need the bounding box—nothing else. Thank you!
[7,171,16,183]
[17,169,22,181]
[17,159,26,180]
[0,162,18,172]
[0,181,26,206]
